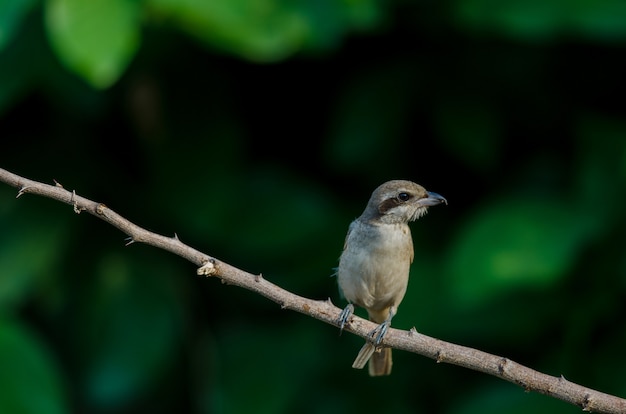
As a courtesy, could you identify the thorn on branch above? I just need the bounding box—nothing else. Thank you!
[255,273,263,282]
[71,191,85,214]
[53,179,63,188]
[409,326,417,337]
[558,375,573,390]
[173,233,180,241]
[125,237,135,246]
[16,185,30,198]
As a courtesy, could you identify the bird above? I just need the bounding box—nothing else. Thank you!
[336,180,446,376]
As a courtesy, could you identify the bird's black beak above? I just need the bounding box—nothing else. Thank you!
[419,191,447,206]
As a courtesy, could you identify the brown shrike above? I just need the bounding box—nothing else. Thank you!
[337,180,446,376]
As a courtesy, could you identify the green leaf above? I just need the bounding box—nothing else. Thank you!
[147,0,385,61]
[0,0,37,51]
[569,0,626,40]
[75,253,184,409]
[0,208,69,311]
[446,198,597,307]
[45,0,141,88]
[453,0,626,42]
[454,0,562,40]
[148,0,306,61]
[0,318,68,414]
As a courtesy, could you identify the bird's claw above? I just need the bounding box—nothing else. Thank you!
[338,304,354,334]
[370,320,390,347]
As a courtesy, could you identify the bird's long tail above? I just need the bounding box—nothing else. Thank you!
[352,343,392,376]
[352,307,394,376]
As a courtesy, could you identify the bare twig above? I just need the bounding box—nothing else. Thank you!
[0,167,624,414]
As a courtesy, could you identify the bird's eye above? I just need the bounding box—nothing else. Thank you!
[397,192,411,202]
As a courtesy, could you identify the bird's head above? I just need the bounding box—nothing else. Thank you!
[362,180,447,224]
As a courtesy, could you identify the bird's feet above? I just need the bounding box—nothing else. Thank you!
[337,304,354,334]
[352,320,392,370]
[369,319,391,347]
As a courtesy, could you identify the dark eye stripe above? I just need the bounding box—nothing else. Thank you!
[378,197,400,214]
[377,192,413,214]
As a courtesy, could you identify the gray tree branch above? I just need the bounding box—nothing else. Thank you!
[0,167,624,414]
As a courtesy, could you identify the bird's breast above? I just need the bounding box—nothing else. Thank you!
[337,220,413,311]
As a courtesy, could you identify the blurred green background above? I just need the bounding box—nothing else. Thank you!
[1,0,626,413]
